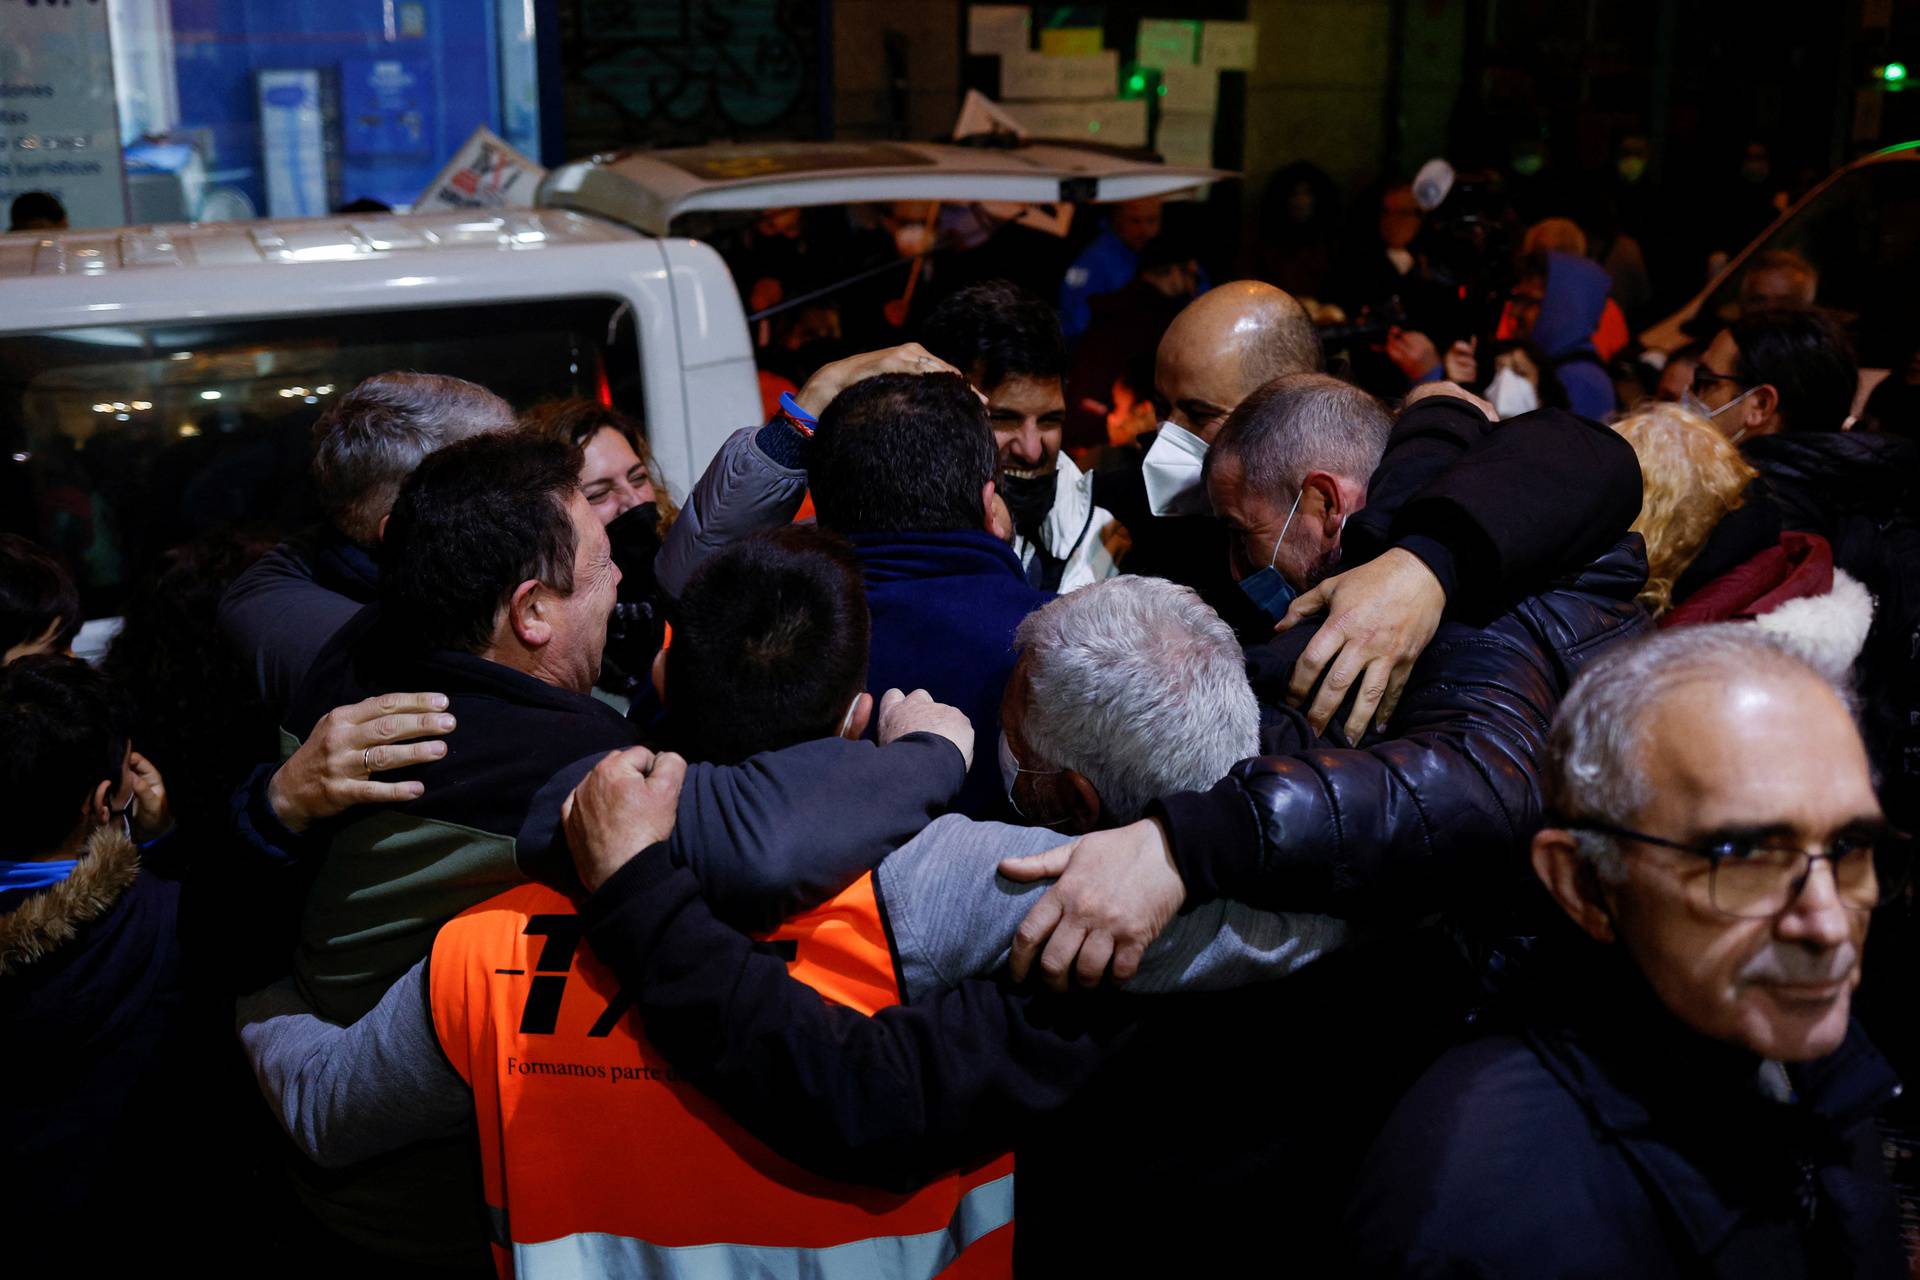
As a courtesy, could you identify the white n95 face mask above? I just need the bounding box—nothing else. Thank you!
[1142,421,1212,517]
[1486,366,1540,419]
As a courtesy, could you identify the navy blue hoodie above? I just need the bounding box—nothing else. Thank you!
[849,529,1052,817]
[1532,250,1617,421]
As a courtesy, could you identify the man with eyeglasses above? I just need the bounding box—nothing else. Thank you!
[1348,625,1910,1279]
[1686,306,1920,836]
[1685,305,1858,442]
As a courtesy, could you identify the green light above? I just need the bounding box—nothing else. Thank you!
[1127,71,1148,93]
[1157,83,1167,96]
[1088,119,1101,132]
[1886,62,1908,83]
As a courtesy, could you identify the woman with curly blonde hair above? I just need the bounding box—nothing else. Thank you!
[1612,402,1758,615]
[1613,401,1872,681]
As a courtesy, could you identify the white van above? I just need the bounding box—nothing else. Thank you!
[0,140,1219,616]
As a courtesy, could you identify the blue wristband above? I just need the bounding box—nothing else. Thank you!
[778,391,818,426]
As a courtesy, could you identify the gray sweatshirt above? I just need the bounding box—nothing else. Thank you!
[239,815,1346,1167]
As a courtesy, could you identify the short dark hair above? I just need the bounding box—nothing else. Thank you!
[665,527,870,765]
[1730,307,1857,434]
[8,191,65,232]
[1208,372,1393,497]
[379,433,582,655]
[312,372,516,544]
[920,280,1067,390]
[809,373,996,535]
[1,534,81,657]
[0,656,130,857]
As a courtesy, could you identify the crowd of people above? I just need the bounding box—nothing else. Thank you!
[4,158,1920,1278]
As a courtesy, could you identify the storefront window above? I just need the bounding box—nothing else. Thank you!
[2,0,543,231]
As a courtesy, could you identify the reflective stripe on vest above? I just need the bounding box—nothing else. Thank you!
[499,1173,1013,1279]
[430,876,1015,1280]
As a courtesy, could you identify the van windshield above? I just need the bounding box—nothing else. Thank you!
[0,297,641,616]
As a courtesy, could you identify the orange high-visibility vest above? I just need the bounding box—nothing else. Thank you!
[429,871,1015,1279]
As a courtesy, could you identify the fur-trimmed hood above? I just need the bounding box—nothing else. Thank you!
[0,824,140,977]
[1754,568,1875,684]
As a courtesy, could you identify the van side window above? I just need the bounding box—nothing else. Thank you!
[0,298,641,615]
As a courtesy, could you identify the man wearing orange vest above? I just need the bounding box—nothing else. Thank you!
[240,528,1012,1278]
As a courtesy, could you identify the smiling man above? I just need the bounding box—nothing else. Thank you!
[921,280,1117,591]
[1348,625,1909,1279]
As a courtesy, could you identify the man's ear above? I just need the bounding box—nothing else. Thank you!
[984,482,1014,542]
[1302,470,1346,536]
[1747,383,1782,434]
[1060,769,1103,835]
[85,777,114,830]
[376,513,391,544]
[508,579,552,650]
[650,647,668,705]
[841,691,874,740]
[1530,828,1617,944]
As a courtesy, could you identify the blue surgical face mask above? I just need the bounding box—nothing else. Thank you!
[1236,488,1305,622]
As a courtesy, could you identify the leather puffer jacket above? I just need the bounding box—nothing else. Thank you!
[1153,536,1652,923]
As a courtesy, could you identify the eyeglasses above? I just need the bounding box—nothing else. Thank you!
[1690,365,1751,396]
[1574,820,1912,919]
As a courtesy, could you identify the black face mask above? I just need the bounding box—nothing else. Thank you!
[604,502,662,602]
[999,470,1057,539]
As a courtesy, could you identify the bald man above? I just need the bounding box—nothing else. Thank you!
[1097,279,1644,734]
[1091,281,1326,637]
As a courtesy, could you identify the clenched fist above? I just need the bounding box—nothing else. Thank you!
[562,746,689,892]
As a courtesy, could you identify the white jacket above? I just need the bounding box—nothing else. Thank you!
[1011,453,1117,594]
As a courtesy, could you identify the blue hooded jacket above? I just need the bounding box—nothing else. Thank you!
[849,530,1052,818]
[1530,251,1616,421]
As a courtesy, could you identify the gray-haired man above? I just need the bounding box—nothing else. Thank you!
[876,573,1346,999]
[219,371,517,719]
[1348,626,1908,1278]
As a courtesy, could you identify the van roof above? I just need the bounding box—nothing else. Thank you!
[544,139,1231,235]
[0,208,636,279]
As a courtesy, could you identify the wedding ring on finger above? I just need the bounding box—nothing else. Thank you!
[363,746,376,777]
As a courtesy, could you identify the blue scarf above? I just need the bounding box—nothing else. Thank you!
[0,858,78,895]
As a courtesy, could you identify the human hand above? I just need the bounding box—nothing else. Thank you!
[875,688,975,770]
[1274,547,1445,741]
[562,746,688,893]
[1403,378,1497,421]
[794,343,961,418]
[1442,337,1479,383]
[266,692,456,833]
[1001,819,1184,991]
[126,750,174,842]
[1385,327,1442,381]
